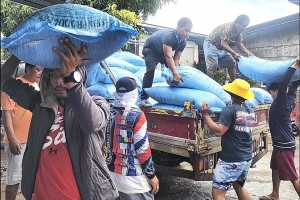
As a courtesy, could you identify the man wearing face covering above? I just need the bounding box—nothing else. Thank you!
[105,77,159,200]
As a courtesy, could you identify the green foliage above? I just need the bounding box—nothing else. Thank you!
[103,4,146,39]
[1,0,36,37]
[75,0,175,20]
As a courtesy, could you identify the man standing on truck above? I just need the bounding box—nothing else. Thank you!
[201,79,255,200]
[106,77,159,200]
[140,17,193,107]
[203,14,253,82]
[259,56,300,200]
[2,63,42,200]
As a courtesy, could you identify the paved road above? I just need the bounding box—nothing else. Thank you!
[1,135,299,200]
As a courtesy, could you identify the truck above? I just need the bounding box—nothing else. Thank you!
[101,60,270,181]
[140,102,270,181]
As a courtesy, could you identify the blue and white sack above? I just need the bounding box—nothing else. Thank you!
[105,56,140,73]
[1,4,138,68]
[144,86,226,112]
[237,55,298,84]
[87,83,115,98]
[135,68,165,83]
[111,51,146,66]
[162,66,231,103]
[251,87,273,104]
[102,67,142,88]
[86,62,107,87]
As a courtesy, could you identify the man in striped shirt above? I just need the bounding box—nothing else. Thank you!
[260,56,300,200]
[106,77,159,200]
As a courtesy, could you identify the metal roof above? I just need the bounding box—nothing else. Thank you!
[10,0,66,9]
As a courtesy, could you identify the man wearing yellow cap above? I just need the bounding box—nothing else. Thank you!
[201,79,255,200]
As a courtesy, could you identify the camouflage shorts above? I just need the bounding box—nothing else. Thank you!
[213,158,252,190]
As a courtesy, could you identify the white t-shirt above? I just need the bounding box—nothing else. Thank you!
[110,172,151,194]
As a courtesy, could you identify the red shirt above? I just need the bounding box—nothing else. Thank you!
[33,106,81,200]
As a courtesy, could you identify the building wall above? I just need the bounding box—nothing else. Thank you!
[242,14,299,61]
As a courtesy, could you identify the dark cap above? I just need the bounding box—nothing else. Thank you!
[116,77,138,93]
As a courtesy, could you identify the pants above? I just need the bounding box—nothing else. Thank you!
[141,48,165,100]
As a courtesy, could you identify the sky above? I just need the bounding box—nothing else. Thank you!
[145,0,299,35]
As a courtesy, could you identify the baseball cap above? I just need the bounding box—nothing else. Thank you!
[116,77,138,93]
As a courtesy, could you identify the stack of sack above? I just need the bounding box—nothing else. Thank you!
[245,88,273,109]
[1,4,138,69]
[86,51,167,99]
[145,66,230,113]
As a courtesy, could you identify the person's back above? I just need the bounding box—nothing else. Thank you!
[218,103,254,162]
[201,79,255,199]
[106,77,159,200]
[144,29,186,57]
[206,22,241,50]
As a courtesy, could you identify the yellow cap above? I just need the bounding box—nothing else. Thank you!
[223,79,254,100]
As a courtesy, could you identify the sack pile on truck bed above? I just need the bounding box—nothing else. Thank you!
[1,4,137,69]
[145,66,230,112]
[86,51,166,99]
[245,87,273,109]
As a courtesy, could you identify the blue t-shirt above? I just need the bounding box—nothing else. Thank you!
[218,103,255,162]
[143,29,186,56]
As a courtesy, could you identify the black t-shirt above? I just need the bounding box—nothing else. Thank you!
[143,29,186,56]
[218,103,255,162]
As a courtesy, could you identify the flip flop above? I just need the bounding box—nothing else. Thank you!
[259,195,278,200]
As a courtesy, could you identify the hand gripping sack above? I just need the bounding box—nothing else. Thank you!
[144,86,226,112]
[1,4,138,68]
[111,51,146,66]
[237,55,298,84]
[162,66,231,103]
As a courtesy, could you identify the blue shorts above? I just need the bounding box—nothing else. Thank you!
[213,158,252,191]
[203,41,236,71]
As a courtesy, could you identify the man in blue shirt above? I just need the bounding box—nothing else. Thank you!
[201,79,255,200]
[140,17,193,107]
[259,56,300,200]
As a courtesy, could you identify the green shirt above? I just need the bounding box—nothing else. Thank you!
[206,22,243,50]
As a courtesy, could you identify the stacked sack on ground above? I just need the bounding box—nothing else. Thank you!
[86,51,167,99]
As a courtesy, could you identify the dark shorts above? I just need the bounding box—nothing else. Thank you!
[270,149,299,180]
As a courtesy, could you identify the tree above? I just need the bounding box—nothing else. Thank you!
[1,0,175,59]
[1,0,36,36]
[75,0,175,20]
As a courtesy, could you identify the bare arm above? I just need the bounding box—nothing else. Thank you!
[201,102,229,136]
[1,55,20,87]
[173,51,182,66]
[2,110,22,155]
[163,44,183,83]
[236,43,252,57]
[220,40,240,59]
